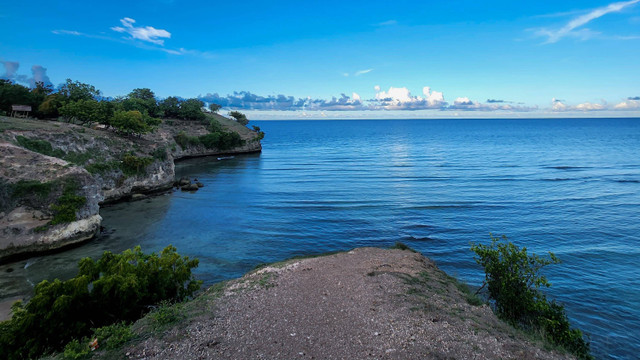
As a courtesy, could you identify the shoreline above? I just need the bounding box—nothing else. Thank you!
[0,115,262,262]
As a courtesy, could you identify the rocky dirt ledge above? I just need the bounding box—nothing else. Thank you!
[116,247,573,360]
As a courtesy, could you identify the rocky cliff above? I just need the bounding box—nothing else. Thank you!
[0,114,262,261]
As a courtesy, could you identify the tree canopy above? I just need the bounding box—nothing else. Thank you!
[57,79,101,102]
[229,110,249,125]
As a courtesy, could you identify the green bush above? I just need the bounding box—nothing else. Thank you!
[471,235,592,359]
[61,321,134,359]
[199,131,244,150]
[229,111,249,125]
[84,161,119,175]
[91,322,135,350]
[15,135,65,158]
[0,245,201,360]
[251,125,265,141]
[151,147,167,161]
[207,119,223,132]
[50,182,86,226]
[11,180,52,199]
[62,338,91,360]
[110,110,151,136]
[120,154,153,176]
[174,131,200,149]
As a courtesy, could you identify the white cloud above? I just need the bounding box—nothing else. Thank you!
[454,97,474,106]
[374,85,381,92]
[354,69,373,76]
[552,98,607,111]
[614,99,640,109]
[343,69,373,77]
[52,30,82,36]
[373,86,447,110]
[111,17,171,45]
[422,87,445,106]
[552,98,569,111]
[537,0,640,43]
[575,102,606,111]
[352,92,361,101]
[375,20,397,26]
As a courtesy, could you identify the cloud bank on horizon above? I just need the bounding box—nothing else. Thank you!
[199,86,639,113]
[2,60,638,115]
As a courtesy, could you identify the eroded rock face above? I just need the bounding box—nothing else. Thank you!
[0,115,263,259]
[0,143,102,261]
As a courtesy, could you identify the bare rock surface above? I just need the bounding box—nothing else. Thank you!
[0,142,102,259]
[123,248,573,360]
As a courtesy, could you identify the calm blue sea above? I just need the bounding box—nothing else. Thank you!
[1,118,639,359]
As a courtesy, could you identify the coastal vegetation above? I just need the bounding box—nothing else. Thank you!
[471,235,592,359]
[0,78,253,134]
[0,246,201,360]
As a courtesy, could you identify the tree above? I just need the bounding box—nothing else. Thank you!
[208,103,221,113]
[0,80,32,114]
[110,110,151,135]
[59,99,105,125]
[159,96,181,118]
[178,98,205,121]
[37,93,65,118]
[126,88,161,117]
[471,235,592,359]
[57,79,101,102]
[128,88,155,101]
[229,110,249,126]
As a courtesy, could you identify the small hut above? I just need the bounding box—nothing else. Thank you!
[11,105,32,118]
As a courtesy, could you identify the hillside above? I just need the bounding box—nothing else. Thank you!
[0,114,262,261]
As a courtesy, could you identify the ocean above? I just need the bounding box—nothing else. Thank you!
[1,118,638,359]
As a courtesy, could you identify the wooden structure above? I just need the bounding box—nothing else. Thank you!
[11,105,31,118]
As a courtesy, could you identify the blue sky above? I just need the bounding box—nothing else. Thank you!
[1,0,640,119]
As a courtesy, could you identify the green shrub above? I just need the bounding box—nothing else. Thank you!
[207,119,223,133]
[229,110,249,125]
[11,180,52,199]
[15,135,65,158]
[62,338,91,360]
[198,131,244,150]
[91,322,135,350]
[390,241,418,252]
[151,147,167,161]
[120,154,153,176]
[252,125,265,141]
[149,301,184,330]
[50,182,86,226]
[174,131,200,149]
[110,110,150,136]
[84,161,119,175]
[471,235,592,359]
[63,151,95,166]
[0,245,201,360]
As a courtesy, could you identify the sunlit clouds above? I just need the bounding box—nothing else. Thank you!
[111,17,171,45]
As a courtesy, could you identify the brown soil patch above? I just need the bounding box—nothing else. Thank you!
[121,248,573,359]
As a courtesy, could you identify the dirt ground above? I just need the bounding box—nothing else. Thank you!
[117,247,573,360]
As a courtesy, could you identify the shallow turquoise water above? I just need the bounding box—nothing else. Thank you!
[2,118,639,359]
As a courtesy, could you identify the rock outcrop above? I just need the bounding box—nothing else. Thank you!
[0,143,102,259]
[0,114,262,260]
